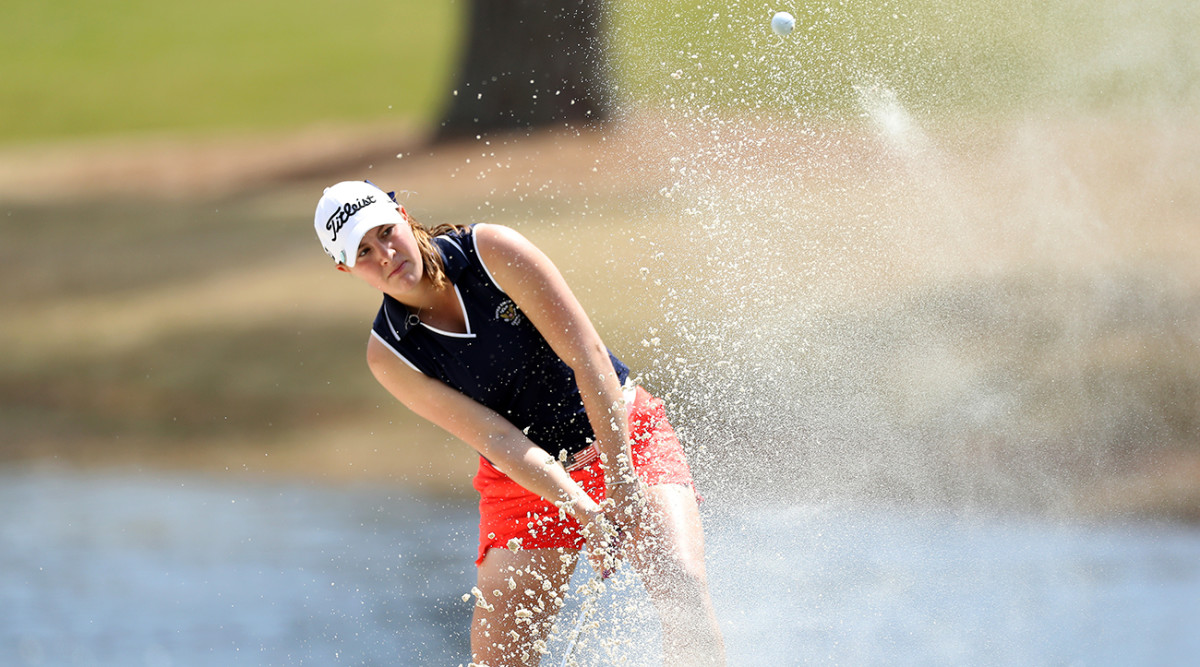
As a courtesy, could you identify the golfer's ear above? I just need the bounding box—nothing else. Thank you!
[335,263,351,273]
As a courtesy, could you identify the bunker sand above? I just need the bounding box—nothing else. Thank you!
[1,113,1196,518]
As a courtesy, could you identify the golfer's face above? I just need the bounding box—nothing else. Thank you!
[342,212,423,293]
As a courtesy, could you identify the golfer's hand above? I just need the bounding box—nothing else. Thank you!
[578,506,626,579]
[604,475,646,524]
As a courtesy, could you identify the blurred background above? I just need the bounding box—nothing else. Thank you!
[1,0,1198,665]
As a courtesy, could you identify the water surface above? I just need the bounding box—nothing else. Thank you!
[2,467,1198,666]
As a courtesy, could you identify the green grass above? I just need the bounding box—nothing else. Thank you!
[606,0,1199,119]
[0,0,463,144]
[3,0,1196,145]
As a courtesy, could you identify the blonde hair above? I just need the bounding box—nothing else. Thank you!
[407,213,466,289]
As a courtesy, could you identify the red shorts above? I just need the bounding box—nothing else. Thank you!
[473,386,697,565]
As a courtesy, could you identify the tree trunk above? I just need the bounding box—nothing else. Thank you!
[436,0,612,140]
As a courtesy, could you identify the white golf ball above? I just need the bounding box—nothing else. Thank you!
[771,11,795,36]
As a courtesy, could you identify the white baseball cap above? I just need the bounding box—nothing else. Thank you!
[314,180,403,266]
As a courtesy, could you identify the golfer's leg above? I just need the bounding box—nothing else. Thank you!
[629,484,726,667]
[472,546,580,666]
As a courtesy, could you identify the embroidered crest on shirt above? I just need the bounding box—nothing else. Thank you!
[495,299,525,326]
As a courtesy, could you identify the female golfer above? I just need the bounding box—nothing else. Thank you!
[315,180,724,666]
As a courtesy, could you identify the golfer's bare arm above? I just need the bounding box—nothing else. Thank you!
[473,223,635,486]
[366,335,598,516]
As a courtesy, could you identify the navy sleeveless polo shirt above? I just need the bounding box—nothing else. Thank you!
[369,225,629,455]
